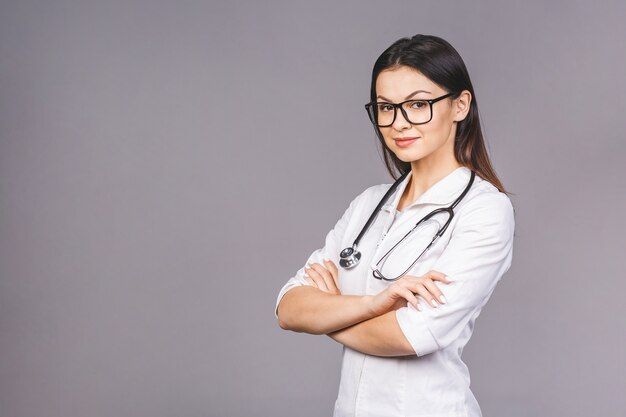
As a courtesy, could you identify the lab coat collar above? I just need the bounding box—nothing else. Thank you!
[382,166,473,213]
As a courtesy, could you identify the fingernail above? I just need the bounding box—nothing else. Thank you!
[416,303,422,311]
[304,273,309,277]
[440,296,446,304]
[323,258,330,262]
[431,300,438,308]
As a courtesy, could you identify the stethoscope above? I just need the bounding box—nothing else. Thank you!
[339,169,476,281]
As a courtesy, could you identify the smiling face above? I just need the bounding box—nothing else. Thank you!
[375,65,470,167]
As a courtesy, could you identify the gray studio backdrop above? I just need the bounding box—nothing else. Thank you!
[1,1,624,416]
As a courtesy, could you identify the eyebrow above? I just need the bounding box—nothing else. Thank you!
[377,89,432,102]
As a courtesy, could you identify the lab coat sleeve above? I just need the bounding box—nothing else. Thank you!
[274,186,374,319]
[395,191,516,356]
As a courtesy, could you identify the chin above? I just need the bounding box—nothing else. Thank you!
[392,149,422,163]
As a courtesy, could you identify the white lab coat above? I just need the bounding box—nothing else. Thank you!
[275,166,515,417]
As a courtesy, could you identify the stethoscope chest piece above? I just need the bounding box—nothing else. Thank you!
[339,246,361,269]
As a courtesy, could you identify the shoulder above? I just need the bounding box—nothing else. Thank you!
[456,177,515,234]
[364,182,394,199]
[348,182,393,207]
[336,182,394,220]
[469,177,513,208]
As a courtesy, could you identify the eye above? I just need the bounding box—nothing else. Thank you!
[377,103,394,112]
[410,100,427,109]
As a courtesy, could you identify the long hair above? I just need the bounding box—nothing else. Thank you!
[369,34,510,195]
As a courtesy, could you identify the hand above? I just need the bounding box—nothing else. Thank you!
[303,258,341,295]
[364,270,451,317]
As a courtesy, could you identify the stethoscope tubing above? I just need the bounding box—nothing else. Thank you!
[339,169,476,280]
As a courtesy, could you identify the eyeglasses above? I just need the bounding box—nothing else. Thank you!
[364,92,456,127]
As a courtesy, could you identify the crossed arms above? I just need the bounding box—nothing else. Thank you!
[277,285,417,357]
[276,191,515,358]
[276,261,451,358]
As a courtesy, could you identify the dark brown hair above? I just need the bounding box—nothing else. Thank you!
[369,34,511,195]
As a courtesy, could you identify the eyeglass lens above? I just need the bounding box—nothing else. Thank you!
[374,100,431,127]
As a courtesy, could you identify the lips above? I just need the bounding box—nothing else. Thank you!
[394,137,420,148]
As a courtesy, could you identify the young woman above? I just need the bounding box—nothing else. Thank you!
[275,34,515,417]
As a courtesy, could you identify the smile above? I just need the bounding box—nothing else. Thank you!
[394,137,420,148]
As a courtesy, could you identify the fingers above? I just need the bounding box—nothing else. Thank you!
[398,286,421,311]
[304,264,329,292]
[426,270,452,284]
[406,281,440,308]
[389,283,421,310]
[419,279,446,307]
[323,258,340,289]
[399,271,452,309]
[305,260,340,295]
[417,271,451,306]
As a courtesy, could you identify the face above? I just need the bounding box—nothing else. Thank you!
[374,65,471,165]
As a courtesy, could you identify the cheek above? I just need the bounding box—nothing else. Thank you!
[380,130,394,146]
[420,114,453,142]
[430,107,453,131]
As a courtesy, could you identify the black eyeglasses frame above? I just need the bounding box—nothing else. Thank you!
[364,91,457,127]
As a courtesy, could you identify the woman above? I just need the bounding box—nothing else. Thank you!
[275,34,515,417]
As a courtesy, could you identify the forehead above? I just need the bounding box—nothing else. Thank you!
[375,66,442,99]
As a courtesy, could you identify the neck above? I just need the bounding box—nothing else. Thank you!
[404,159,463,202]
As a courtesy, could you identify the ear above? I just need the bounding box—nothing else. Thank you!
[452,90,472,122]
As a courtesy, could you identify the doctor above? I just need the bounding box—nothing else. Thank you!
[275,34,515,417]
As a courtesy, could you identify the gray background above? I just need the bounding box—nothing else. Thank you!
[1,1,624,416]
